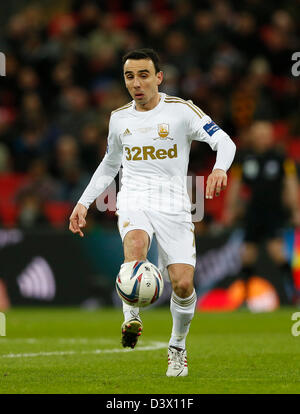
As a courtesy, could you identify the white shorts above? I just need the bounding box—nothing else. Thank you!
[116,209,196,280]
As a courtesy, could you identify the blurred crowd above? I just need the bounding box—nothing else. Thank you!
[0,0,299,230]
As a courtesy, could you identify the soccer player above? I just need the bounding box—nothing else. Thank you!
[224,120,300,304]
[69,49,236,377]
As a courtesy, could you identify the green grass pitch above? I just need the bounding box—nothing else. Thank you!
[0,307,300,394]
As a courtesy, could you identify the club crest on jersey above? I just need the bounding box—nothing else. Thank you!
[154,123,173,140]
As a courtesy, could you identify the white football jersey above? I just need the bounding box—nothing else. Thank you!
[78,93,236,215]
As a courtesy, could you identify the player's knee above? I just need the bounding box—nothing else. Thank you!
[130,236,147,253]
[173,278,194,298]
[124,232,148,260]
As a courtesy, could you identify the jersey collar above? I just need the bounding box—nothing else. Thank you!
[131,93,166,116]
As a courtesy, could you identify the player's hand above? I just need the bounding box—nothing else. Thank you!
[206,169,227,199]
[69,203,88,237]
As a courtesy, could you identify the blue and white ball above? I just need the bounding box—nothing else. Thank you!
[116,260,164,307]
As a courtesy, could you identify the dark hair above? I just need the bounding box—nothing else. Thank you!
[122,48,161,73]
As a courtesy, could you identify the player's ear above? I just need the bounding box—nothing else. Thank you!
[157,71,163,86]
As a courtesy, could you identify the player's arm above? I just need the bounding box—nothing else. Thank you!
[69,116,122,237]
[186,105,236,199]
[282,158,300,227]
[204,123,236,199]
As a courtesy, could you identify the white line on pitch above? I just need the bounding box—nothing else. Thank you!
[0,338,115,344]
[1,342,168,358]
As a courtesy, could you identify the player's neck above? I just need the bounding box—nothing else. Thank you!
[135,93,161,112]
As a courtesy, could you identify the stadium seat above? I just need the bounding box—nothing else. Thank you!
[205,193,225,222]
[44,202,73,228]
[272,121,289,142]
[0,201,19,227]
[287,138,300,162]
[0,173,28,227]
[0,173,29,202]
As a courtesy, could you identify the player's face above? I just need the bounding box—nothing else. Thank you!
[123,59,163,110]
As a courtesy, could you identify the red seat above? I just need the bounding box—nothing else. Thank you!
[205,192,225,222]
[0,173,28,227]
[0,202,19,227]
[44,202,72,227]
[0,173,29,202]
[287,138,300,162]
[272,121,289,142]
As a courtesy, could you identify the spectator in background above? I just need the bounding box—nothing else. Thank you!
[192,9,221,72]
[164,30,197,76]
[51,61,75,94]
[55,86,98,138]
[15,66,41,106]
[230,57,277,135]
[261,9,297,77]
[143,12,168,54]
[16,158,62,202]
[79,124,107,174]
[17,92,48,135]
[11,91,60,172]
[11,126,50,173]
[87,13,126,57]
[229,11,264,62]
[50,134,81,179]
[160,64,180,97]
[16,189,49,229]
[75,2,101,38]
[50,134,90,203]
[170,0,194,33]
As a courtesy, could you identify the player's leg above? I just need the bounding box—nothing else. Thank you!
[266,237,295,303]
[149,210,196,376]
[122,229,149,321]
[238,241,258,302]
[117,210,154,348]
[264,211,296,303]
[166,263,196,377]
[238,212,261,288]
[168,263,196,345]
[240,242,258,281]
[123,229,149,262]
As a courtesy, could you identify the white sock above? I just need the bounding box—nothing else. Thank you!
[169,289,197,350]
[121,262,141,322]
[120,262,141,322]
[122,302,140,322]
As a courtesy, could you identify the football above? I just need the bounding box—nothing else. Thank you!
[116,260,164,307]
